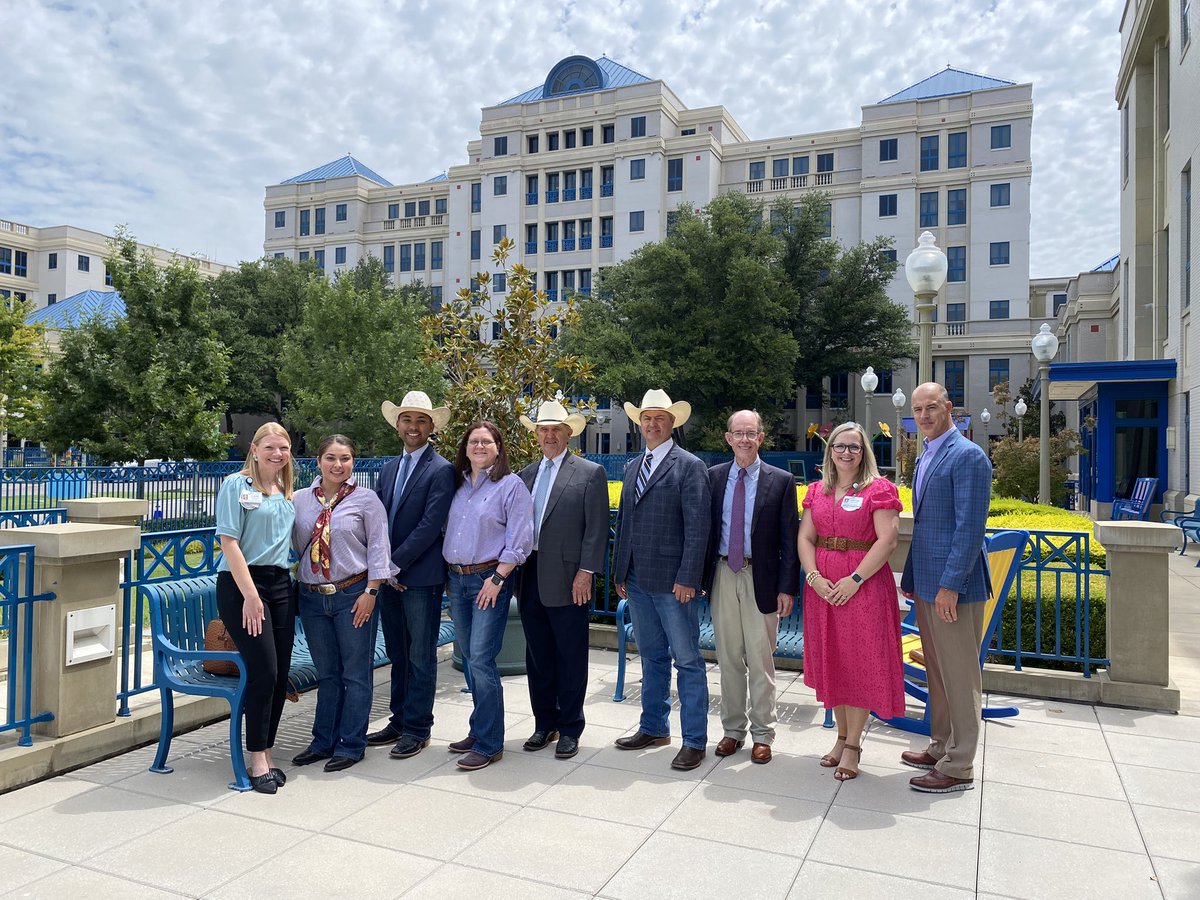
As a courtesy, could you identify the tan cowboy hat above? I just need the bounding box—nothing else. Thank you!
[520,399,586,437]
[381,391,450,431]
[623,388,691,428]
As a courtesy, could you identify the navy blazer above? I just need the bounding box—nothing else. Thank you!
[901,428,993,604]
[613,443,711,593]
[375,446,455,588]
[702,460,800,613]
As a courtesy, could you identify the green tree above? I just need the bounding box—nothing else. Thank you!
[208,255,313,430]
[992,378,1066,440]
[42,229,230,463]
[278,257,441,455]
[991,430,1080,505]
[564,193,798,448]
[0,296,48,442]
[422,237,592,470]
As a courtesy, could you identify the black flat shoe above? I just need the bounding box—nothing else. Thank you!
[324,756,359,772]
[292,748,330,766]
[270,767,287,786]
[250,772,278,795]
[554,736,580,759]
[523,730,559,751]
[366,725,401,746]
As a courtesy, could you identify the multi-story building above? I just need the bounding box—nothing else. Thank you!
[264,55,1040,457]
[0,218,234,311]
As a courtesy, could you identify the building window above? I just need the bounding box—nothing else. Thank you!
[104,267,112,286]
[989,299,1010,319]
[879,138,897,162]
[944,359,965,407]
[919,191,938,227]
[300,209,310,236]
[399,244,411,272]
[630,158,645,180]
[527,135,539,154]
[314,249,325,272]
[988,358,1010,391]
[435,198,446,215]
[494,176,507,196]
[335,203,347,222]
[947,302,966,322]
[418,200,429,216]
[494,136,508,156]
[431,286,442,305]
[547,132,560,151]
[772,158,788,178]
[920,135,938,171]
[581,127,593,146]
[48,252,57,269]
[602,123,615,143]
[388,203,399,219]
[948,131,967,168]
[335,246,347,265]
[493,224,506,243]
[990,241,1010,265]
[667,157,683,192]
[1184,167,1192,308]
[274,211,285,228]
[470,230,481,261]
[880,248,898,263]
[990,183,1011,207]
[947,188,966,226]
[828,372,849,407]
[991,124,1012,149]
[821,202,832,238]
[1053,292,1068,317]
[631,116,646,138]
[580,269,592,293]
[0,248,11,275]
[13,250,27,277]
[299,251,310,262]
[875,369,893,394]
[879,194,898,218]
[749,160,765,181]
[680,128,695,136]
[431,241,443,270]
[405,201,416,218]
[564,130,577,149]
[470,183,481,212]
[629,211,645,232]
[793,156,809,176]
[414,243,425,270]
[383,245,395,273]
[47,293,56,304]
[273,253,284,260]
[492,322,502,340]
[78,254,90,272]
[315,208,325,235]
[492,273,507,292]
[817,152,834,173]
[947,246,966,282]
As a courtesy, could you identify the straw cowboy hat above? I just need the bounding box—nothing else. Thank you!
[623,389,691,428]
[520,399,587,437]
[381,391,451,431]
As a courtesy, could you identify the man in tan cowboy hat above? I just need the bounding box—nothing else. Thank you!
[367,391,455,760]
[515,399,610,760]
[612,389,712,771]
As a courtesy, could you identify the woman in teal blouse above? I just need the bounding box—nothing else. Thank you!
[215,422,296,794]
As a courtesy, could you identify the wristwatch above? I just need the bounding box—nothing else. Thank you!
[850,572,864,585]
[490,572,505,587]
[365,587,379,596]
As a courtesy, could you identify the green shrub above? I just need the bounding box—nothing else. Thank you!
[995,590,1107,674]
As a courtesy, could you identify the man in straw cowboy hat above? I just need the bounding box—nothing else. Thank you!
[367,391,456,760]
[612,389,712,771]
[515,399,610,760]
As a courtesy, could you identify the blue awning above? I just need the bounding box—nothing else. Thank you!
[1046,359,1177,401]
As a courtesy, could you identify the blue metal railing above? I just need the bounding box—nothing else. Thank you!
[0,545,57,745]
[0,508,66,528]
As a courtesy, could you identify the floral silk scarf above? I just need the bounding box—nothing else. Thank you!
[309,480,356,580]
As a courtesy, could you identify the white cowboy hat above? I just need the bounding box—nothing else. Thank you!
[381,391,450,431]
[623,388,691,428]
[520,399,587,437]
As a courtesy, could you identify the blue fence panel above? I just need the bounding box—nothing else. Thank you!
[0,545,57,745]
[0,508,67,529]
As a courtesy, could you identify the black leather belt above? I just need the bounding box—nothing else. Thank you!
[300,571,367,594]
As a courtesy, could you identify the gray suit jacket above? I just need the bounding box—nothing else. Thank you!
[613,443,711,593]
[518,453,611,607]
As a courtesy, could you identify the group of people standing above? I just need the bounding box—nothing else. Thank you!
[214,380,991,796]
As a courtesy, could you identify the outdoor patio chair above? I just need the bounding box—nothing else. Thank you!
[1111,476,1158,520]
[1161,499,1200,556]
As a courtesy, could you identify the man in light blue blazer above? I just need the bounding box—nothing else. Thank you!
[900,382,992,793]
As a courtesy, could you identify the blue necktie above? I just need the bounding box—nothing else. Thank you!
[389,453,412,533]
[635,451,652,501]
[533,458,553,549]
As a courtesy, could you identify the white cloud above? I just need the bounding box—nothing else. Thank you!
[6,0,1122,276]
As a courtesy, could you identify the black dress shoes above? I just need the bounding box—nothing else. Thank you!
[523,730,560,751]
[554,736,580,759]
[291,748,330,767]
[250,772,278,794]
[324,756,359,772]
[670,746,707,771]
[269,767,287,786]
[389,736,430,759]
[615,732,671,750]
[366,725,401,746]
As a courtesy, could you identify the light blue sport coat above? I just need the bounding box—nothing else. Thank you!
[901,428,993,604]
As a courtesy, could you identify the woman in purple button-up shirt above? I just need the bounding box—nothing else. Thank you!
[290,434,396,773]
[444,421,534,771]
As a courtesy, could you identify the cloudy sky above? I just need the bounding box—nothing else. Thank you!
[6,0,1122,277]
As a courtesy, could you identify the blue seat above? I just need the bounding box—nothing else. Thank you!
[1161,499,1200,556]
[1111,477,1158,521]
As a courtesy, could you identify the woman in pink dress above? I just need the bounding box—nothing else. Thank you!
[799,421,903,780]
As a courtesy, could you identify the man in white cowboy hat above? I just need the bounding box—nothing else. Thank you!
[612,388,712,771]
[515,399,610,760]
[367,391,456,760]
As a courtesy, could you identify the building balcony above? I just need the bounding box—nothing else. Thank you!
[545,240,559,253]
[562,238,576,252]
[526,192,538,205]
[600,183,613,197]
[546,190,560,203]
[546,288,558,301]
[580,236,592,250]
[746,174,816,195]
[815,172,833,185]
[579,286,591,296]
[400,217,426,229]
[563,189,577,202]
[580,186,593,200]
[525,241,537,254]
[383,220,395,230]
[600,235,613,248]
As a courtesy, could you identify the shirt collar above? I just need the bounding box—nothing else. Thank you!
[731,457,761,478]
[923,427,954,457]
[646,439,674,464]
[405,443,429,463]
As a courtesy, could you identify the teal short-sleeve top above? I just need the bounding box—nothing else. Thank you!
[215,473,295,571]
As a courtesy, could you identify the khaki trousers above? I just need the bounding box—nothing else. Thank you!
[712,560,778,744]
[914,597,986,779]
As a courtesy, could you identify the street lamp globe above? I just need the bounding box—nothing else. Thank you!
[904,232,949,296]
[1015,398,1027,418]
[1031,323,1060,505]
[892,388,906,411]
[1031,322,1060,363]
[860,366,879,395]
[890,387,906,482]
[980,408,991,426]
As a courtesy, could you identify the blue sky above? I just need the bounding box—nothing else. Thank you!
[5,0,1122,277]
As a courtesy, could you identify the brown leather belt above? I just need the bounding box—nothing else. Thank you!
[720,555,751,566]
[816,536,874,551]
[448,559,500,576]
[301,571,368,595]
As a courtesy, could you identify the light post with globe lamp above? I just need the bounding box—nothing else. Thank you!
[980,407,991,455]
[861,366,878,450]
[1015,397,1028,443]
[904,232,948,385]
[892,387,906,482]
[1031,323,1061,505]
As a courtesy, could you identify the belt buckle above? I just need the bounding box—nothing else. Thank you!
[831,537,845,551]
[317,583,336,595]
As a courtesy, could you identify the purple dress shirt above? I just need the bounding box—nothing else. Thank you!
[443,470,534,567]
[292,476,397,584]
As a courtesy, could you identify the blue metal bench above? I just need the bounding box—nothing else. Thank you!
[1111,476,1158,520]
[1161,499,1200,556]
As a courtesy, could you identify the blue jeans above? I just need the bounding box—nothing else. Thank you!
[377,582,443,740]
[448,568,513,756]
[299,585,378,760]
[626,574,709,749]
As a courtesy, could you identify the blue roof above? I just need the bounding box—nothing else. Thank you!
[280,154,393,186]
[1092,253,1120,273]
[500,56,653,106]
[27,290,125,329]
[424,172,449,182]
[879,67,1016,104]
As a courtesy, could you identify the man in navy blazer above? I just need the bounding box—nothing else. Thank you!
[702,410,799,764]
[366,391,456,760]
[900,382,993,793]
[612,389,712,771]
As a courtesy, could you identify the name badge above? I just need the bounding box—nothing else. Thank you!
[840,495,864,512]
[239,490,263,510]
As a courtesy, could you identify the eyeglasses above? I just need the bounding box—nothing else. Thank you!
[729,431,760,440]
[830,443,863,454]
[467,439,496,447]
